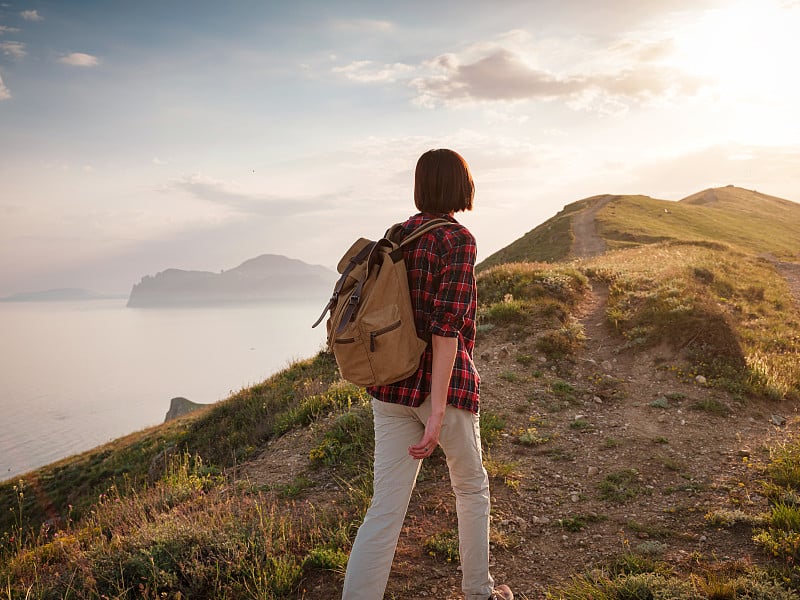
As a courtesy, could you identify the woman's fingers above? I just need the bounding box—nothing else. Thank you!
[408,436,437,459]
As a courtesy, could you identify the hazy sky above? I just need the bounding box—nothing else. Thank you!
[1,0,799,295]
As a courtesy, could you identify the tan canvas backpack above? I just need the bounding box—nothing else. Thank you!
[312,219,450,386]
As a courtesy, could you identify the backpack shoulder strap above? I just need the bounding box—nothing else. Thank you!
[395,218,451,247]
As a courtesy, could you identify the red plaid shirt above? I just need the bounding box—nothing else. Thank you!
[367,213,480,413]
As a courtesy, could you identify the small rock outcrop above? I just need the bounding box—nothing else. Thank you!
[164,397,210,422]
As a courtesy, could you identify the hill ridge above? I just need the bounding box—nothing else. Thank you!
[480,185,800,272]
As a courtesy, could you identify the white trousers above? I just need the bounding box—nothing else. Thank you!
[342,398,493,600]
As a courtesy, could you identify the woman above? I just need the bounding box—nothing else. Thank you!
[342,149,513,600]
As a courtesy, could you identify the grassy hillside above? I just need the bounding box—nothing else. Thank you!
[598,187,800,259]
[2,185,800,599]
[477,196,600,269]
[480,186,800,271]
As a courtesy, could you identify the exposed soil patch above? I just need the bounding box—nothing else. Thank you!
[776,261,800,307]
[571,196,612,258]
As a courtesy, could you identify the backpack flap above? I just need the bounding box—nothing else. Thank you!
[337,238,374,273]
[312,238,376,330]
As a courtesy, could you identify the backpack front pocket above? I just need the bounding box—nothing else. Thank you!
[332,333,373,386]
[368,319,401,351]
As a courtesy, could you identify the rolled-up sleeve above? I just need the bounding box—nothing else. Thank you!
[429,237,476,338]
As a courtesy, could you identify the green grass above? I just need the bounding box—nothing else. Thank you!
[423,529,460,562]
[309,402,374,471]
[550,380,578,401]
[752,435,800,570]
[558,513,606,533]
[690,398,731,416]
[273,381,369,435]
[549,570,800,600]
[478,201,579,269]
[476,263,590,361]
[478,262,589,306]
[518,427,554,446]
[535,317,586,359]
[598,469,646,503]
[480,412,507,449]
[570,418,591,431]
[705,508,766,528]
[1,451,360,599]
[765,437,800,493]
[649,396,670,409]
[484,456,522,490]
[499,370,523,383]
[595,189,800,259]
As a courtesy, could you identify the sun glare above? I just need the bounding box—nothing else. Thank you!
[669,0,800,98]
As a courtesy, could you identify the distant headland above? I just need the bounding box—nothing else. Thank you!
[126,254,335,307]
[0,288,126,302]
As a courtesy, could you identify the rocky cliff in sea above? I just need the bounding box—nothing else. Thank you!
[164,397,210,422]
[127,254,334,307]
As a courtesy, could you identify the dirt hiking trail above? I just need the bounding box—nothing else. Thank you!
[570,195,612,258]
[776,261,800,307]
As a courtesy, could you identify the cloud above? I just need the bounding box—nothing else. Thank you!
[58,52,99,67]
[170,174,325,218]
[610,38,676,63]
[0,25,21,34]
[333,60,413,83]
[19,9,42,21]
[333,30,704,113]
[0,73,9,100]
[411,47,700,109]
[594,65,701,99]
[412,49,586,105]
[0,40,26,59]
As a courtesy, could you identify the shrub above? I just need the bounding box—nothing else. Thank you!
[480,412,506,449]
[518,427,553,446]
[690,398,730,416]
[477,263,589,306]
[273,382,368,436]
[535,317,586,358]
[598,469,644,503]
[765,437,800,493]
[481,298,534,325]
[309,405,373,471]
[303,546,348,572]
[424,529,460,562]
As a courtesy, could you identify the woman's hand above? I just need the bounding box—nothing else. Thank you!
[409,334,457,459]
[408,411,444,459]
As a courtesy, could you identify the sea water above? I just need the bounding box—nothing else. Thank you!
[0,299,327,481]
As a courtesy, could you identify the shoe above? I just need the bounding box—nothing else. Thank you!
[489,584,513,600]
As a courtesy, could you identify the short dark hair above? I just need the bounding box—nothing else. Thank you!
[414,149,474,214]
